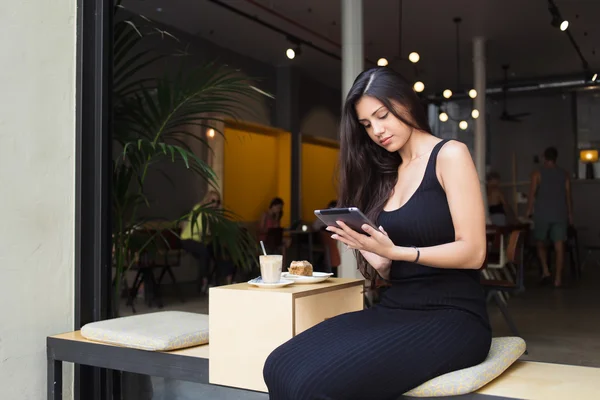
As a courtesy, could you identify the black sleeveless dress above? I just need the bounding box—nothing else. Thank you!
[263,140,491,400]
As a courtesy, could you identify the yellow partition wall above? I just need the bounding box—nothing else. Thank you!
[301,140,339,222]
[223,125,291,227]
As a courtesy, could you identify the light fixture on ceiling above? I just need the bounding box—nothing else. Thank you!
[439,112,449,122]
[408,52,420,63]
[443,89,453,99]
[471,109,480,119]
[469,89,477,98]
[413,81,425,93]
[548,0,569,31]
[207,128,216,139]
[286,48,296,59]
[592,73,598,82]
[459,120,468,130]
[377,58,389,66]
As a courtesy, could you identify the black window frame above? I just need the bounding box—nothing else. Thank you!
[74,0,113,398]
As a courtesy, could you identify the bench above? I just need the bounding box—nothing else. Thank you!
[47,331,600,399]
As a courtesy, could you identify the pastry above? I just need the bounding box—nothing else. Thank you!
[288,260,313,276]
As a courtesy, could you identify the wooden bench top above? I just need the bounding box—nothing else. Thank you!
[50,332,600,399]
[477,360,600,399]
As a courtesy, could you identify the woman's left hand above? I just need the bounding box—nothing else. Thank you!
[327,221,396,259]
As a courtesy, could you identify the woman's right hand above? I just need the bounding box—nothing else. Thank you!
[359,226,392,279]
[359,249,392,273]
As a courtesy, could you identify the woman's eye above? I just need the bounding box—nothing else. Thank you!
[378,113,388,120]
[363,124,371,129]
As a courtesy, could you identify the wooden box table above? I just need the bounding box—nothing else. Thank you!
[208,277,364,392]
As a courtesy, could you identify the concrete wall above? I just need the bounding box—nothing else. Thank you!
[0,0,76,398]
[488,93,576,185]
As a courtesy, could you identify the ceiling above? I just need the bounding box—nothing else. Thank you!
[123,0,600,94]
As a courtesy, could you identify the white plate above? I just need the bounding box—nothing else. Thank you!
[281,272,333,284]
[247,277,294,289]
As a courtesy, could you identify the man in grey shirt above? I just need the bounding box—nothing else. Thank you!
[526,147,573,288]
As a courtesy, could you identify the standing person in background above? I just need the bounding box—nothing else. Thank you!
[527,147,573,288]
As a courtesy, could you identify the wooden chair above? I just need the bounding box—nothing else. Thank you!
[481,229,527,352]
[155,228,185,303]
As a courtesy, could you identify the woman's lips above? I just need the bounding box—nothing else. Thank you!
[380,136,392,146]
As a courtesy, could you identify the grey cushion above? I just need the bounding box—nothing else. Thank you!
[81,311,209,351]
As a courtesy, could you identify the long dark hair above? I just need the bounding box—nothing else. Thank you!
[338,67,432,281]
[269,197,284,221]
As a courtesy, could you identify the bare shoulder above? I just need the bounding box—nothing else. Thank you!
[437,140,472,165]
[436,141,476,190]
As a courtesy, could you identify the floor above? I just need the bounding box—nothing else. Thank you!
[118,260,600,399]
[488,261,600,368]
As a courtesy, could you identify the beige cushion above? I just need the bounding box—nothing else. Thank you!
[404,337,526,397]
[81,311,209,351]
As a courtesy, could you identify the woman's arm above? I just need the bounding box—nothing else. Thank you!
[259,212,268,234]
[388,141,486,269]
[526,170,540,217]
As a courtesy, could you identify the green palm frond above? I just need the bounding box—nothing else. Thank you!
[183,205,259,272]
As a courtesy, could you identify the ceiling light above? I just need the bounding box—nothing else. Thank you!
[471,109,480,119]
[408,52,420,63]
[459,120,468,130]
[207,128,216,138]
[592,73,598,81]
[469,89,478,99]
[413,81,425,93]
[439,112,449,122]
[377,58,388,66]
[443,89,453,99]
[286,48,296,59]
[560,20,569,31]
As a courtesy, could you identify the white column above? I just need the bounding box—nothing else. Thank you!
[473,36,489,221]
[339,0,364,279]
[342,0,364,101]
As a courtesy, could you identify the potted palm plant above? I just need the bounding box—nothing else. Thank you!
[112,3,259,316]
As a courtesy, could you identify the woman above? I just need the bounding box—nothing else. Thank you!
[181,190,234,292]
[258,197,284,242]
[263,67,491,399]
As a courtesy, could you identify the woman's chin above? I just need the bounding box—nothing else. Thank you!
[383,143,401,153]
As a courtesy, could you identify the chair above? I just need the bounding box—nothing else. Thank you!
[126,229,164,312]
[155,228,185,303]
[546,225,582,280]
[127,227,185,312]
[481,229,527,352]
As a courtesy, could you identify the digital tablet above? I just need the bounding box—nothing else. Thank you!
[314,207,378,233]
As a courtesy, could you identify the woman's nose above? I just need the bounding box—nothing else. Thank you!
[372,122,385,136]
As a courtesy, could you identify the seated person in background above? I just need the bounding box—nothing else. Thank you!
[259,197,284,241]
[180,190,234,293]
[258,197,288,255]
[486,171,513,226]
